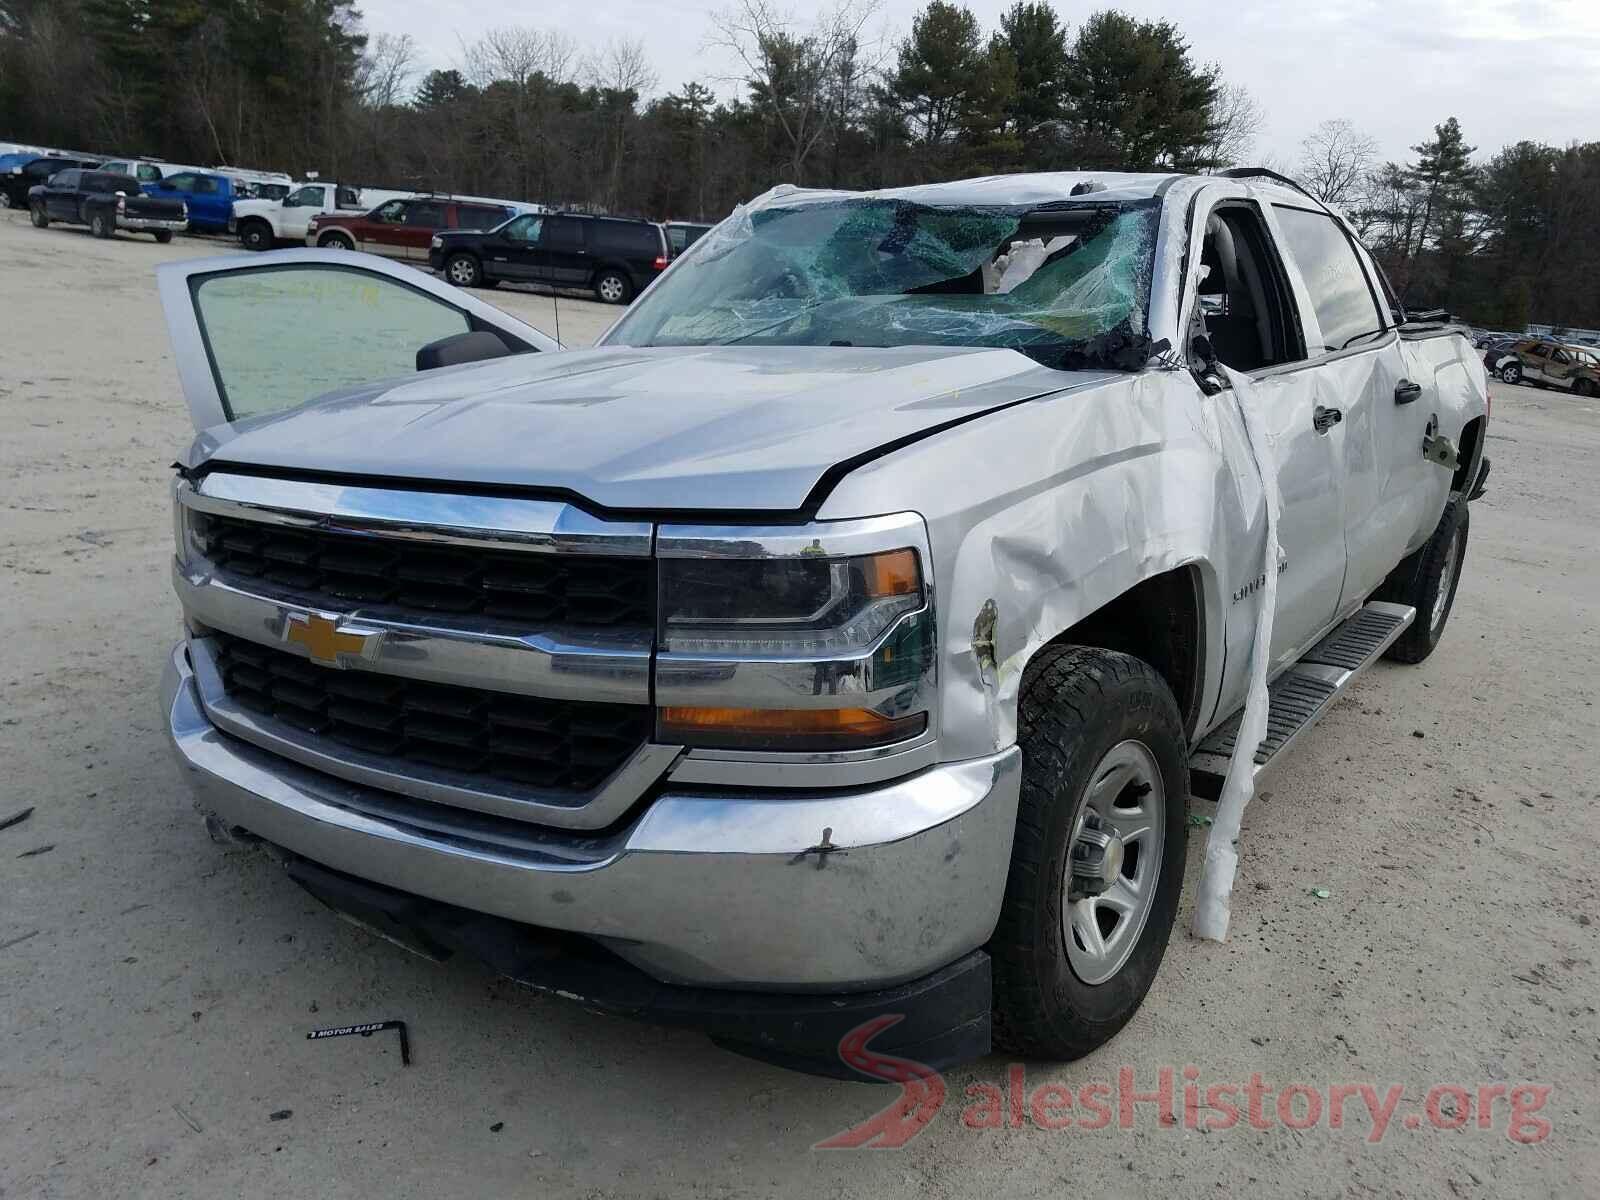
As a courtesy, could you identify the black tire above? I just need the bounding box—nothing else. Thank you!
[29,202,48,228]
[990,645,1189,1059]
[444,253,482,288]
[90,212,112,239]
[153,231,173,244]
[1498,361,1522,385]
[238,220,272,251]
[594,269,632,305]
[320,232,355,251]
[1374,498,1468,664]
[1574,378,1597,398]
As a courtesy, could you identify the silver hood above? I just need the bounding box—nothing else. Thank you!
[191,344,1118,513]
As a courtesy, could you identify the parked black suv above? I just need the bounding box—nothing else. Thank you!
[2,156,96,209]
[428,212,669,303]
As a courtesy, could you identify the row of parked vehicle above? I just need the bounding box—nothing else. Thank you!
[242,185,714,305]
[9,140,717,306]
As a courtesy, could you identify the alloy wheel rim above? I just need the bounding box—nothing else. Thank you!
[1062,739,1165,986]
[601,277,623,301]
[450,261,473,284]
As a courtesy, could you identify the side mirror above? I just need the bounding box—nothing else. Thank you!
[416,330,516,372]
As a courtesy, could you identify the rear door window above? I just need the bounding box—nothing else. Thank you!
[542,217,585,250]
[1270,205,1386,353]
[457,205,507,231]
[405,201,449,227]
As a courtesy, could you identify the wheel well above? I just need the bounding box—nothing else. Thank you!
[1031,567,1205,739]
[1452,416,1484,492]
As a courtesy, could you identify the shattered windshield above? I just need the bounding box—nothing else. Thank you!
[603,196,1160,371]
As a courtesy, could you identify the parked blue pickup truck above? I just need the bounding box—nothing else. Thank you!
[142,170,238,233]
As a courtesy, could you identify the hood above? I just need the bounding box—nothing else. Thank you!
[191,344,1120,514]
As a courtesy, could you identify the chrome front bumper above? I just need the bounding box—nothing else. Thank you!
[162,642,1021,990]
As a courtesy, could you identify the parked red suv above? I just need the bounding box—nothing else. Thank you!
[308,196,514,260]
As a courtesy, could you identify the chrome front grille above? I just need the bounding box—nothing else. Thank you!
[191,509,652,628]
[211,632,649,792]
[175,473,673,829]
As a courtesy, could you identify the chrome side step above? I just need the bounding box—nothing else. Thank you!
[1189,601,1416,797]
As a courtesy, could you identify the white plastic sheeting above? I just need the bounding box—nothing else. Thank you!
[1193,365,1282,942]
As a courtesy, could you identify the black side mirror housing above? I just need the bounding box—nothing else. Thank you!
[416,329,516,372]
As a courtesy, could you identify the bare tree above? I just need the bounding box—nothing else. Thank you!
[358,33,418,109]
[1297,118,1379,209]
[588,36,657,211]
[462,27,580,201]
[1198,82,1263,168]
[707,0,882,185]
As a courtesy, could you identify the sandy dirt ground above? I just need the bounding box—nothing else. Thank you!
[2,210,1597,1198]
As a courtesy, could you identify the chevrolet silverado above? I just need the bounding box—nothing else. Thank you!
[158,169,1489,1076]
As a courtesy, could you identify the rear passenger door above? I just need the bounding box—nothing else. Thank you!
[1267,202,1438,609]
[536,216,590,285]
[397,200,449,260]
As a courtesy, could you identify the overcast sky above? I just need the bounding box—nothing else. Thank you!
[359,0,1600,168]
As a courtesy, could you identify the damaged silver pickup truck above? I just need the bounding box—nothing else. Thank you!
[159,168,1489,1076]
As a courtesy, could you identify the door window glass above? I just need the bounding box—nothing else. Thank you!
[138,164,161,181]
[191,265,471,420]
[456,205,506,231]
[1193,206,1304,372]
[1271,205,1385,352]
[51,169,82,189]
[503,214,543,243]
[165,174,198,193]
[372,199,406,222]
[286,185,325,207]
[193,176,220,195]
[405,202,448,227]
[543,217,585,250]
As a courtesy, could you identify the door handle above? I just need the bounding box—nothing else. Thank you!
[1313,405,1343,433]
[1395,379,1422,404]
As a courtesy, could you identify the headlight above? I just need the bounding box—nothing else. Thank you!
[655,517,935,752]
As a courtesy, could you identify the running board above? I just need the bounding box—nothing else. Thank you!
[1189,601,1416,799]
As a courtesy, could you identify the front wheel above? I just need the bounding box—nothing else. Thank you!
[1375,498,1468,664]
[90,212,112,239]
[991,646,1189,1059]
[239,220,272,251]
[1499,361,1522,385]
[445,253,482,288]
[29,202,48,228]
[153,230,173,244]
[594,270,631,304]
[0,192,11,209]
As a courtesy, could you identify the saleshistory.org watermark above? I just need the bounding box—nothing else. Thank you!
[816,1016,1554,1150]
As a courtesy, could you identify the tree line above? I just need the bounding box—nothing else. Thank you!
[1,0,1594,328]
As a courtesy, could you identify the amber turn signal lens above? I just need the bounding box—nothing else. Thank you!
[864,548,920,598]
[658,706,926,751]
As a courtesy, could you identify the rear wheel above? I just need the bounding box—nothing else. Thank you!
[1498,361,1522,384]
[445,253,482,288]
[0,192,11,209]
[153,231,173,244]
[90,212,112,239]
[1375,498,1468,664]
[239,219,273,251]
[990,646,1189,1059]
[320,232,355,251]
[29,202,48,228]
[594,270,631,304]
[1574,378,1597,398]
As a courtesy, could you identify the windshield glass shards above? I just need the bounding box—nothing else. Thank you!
[604,196,1161,371]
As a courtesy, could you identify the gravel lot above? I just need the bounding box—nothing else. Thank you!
[2,210,1597,1198]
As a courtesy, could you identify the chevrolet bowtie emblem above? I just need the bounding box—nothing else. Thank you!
[283,611,383,667]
